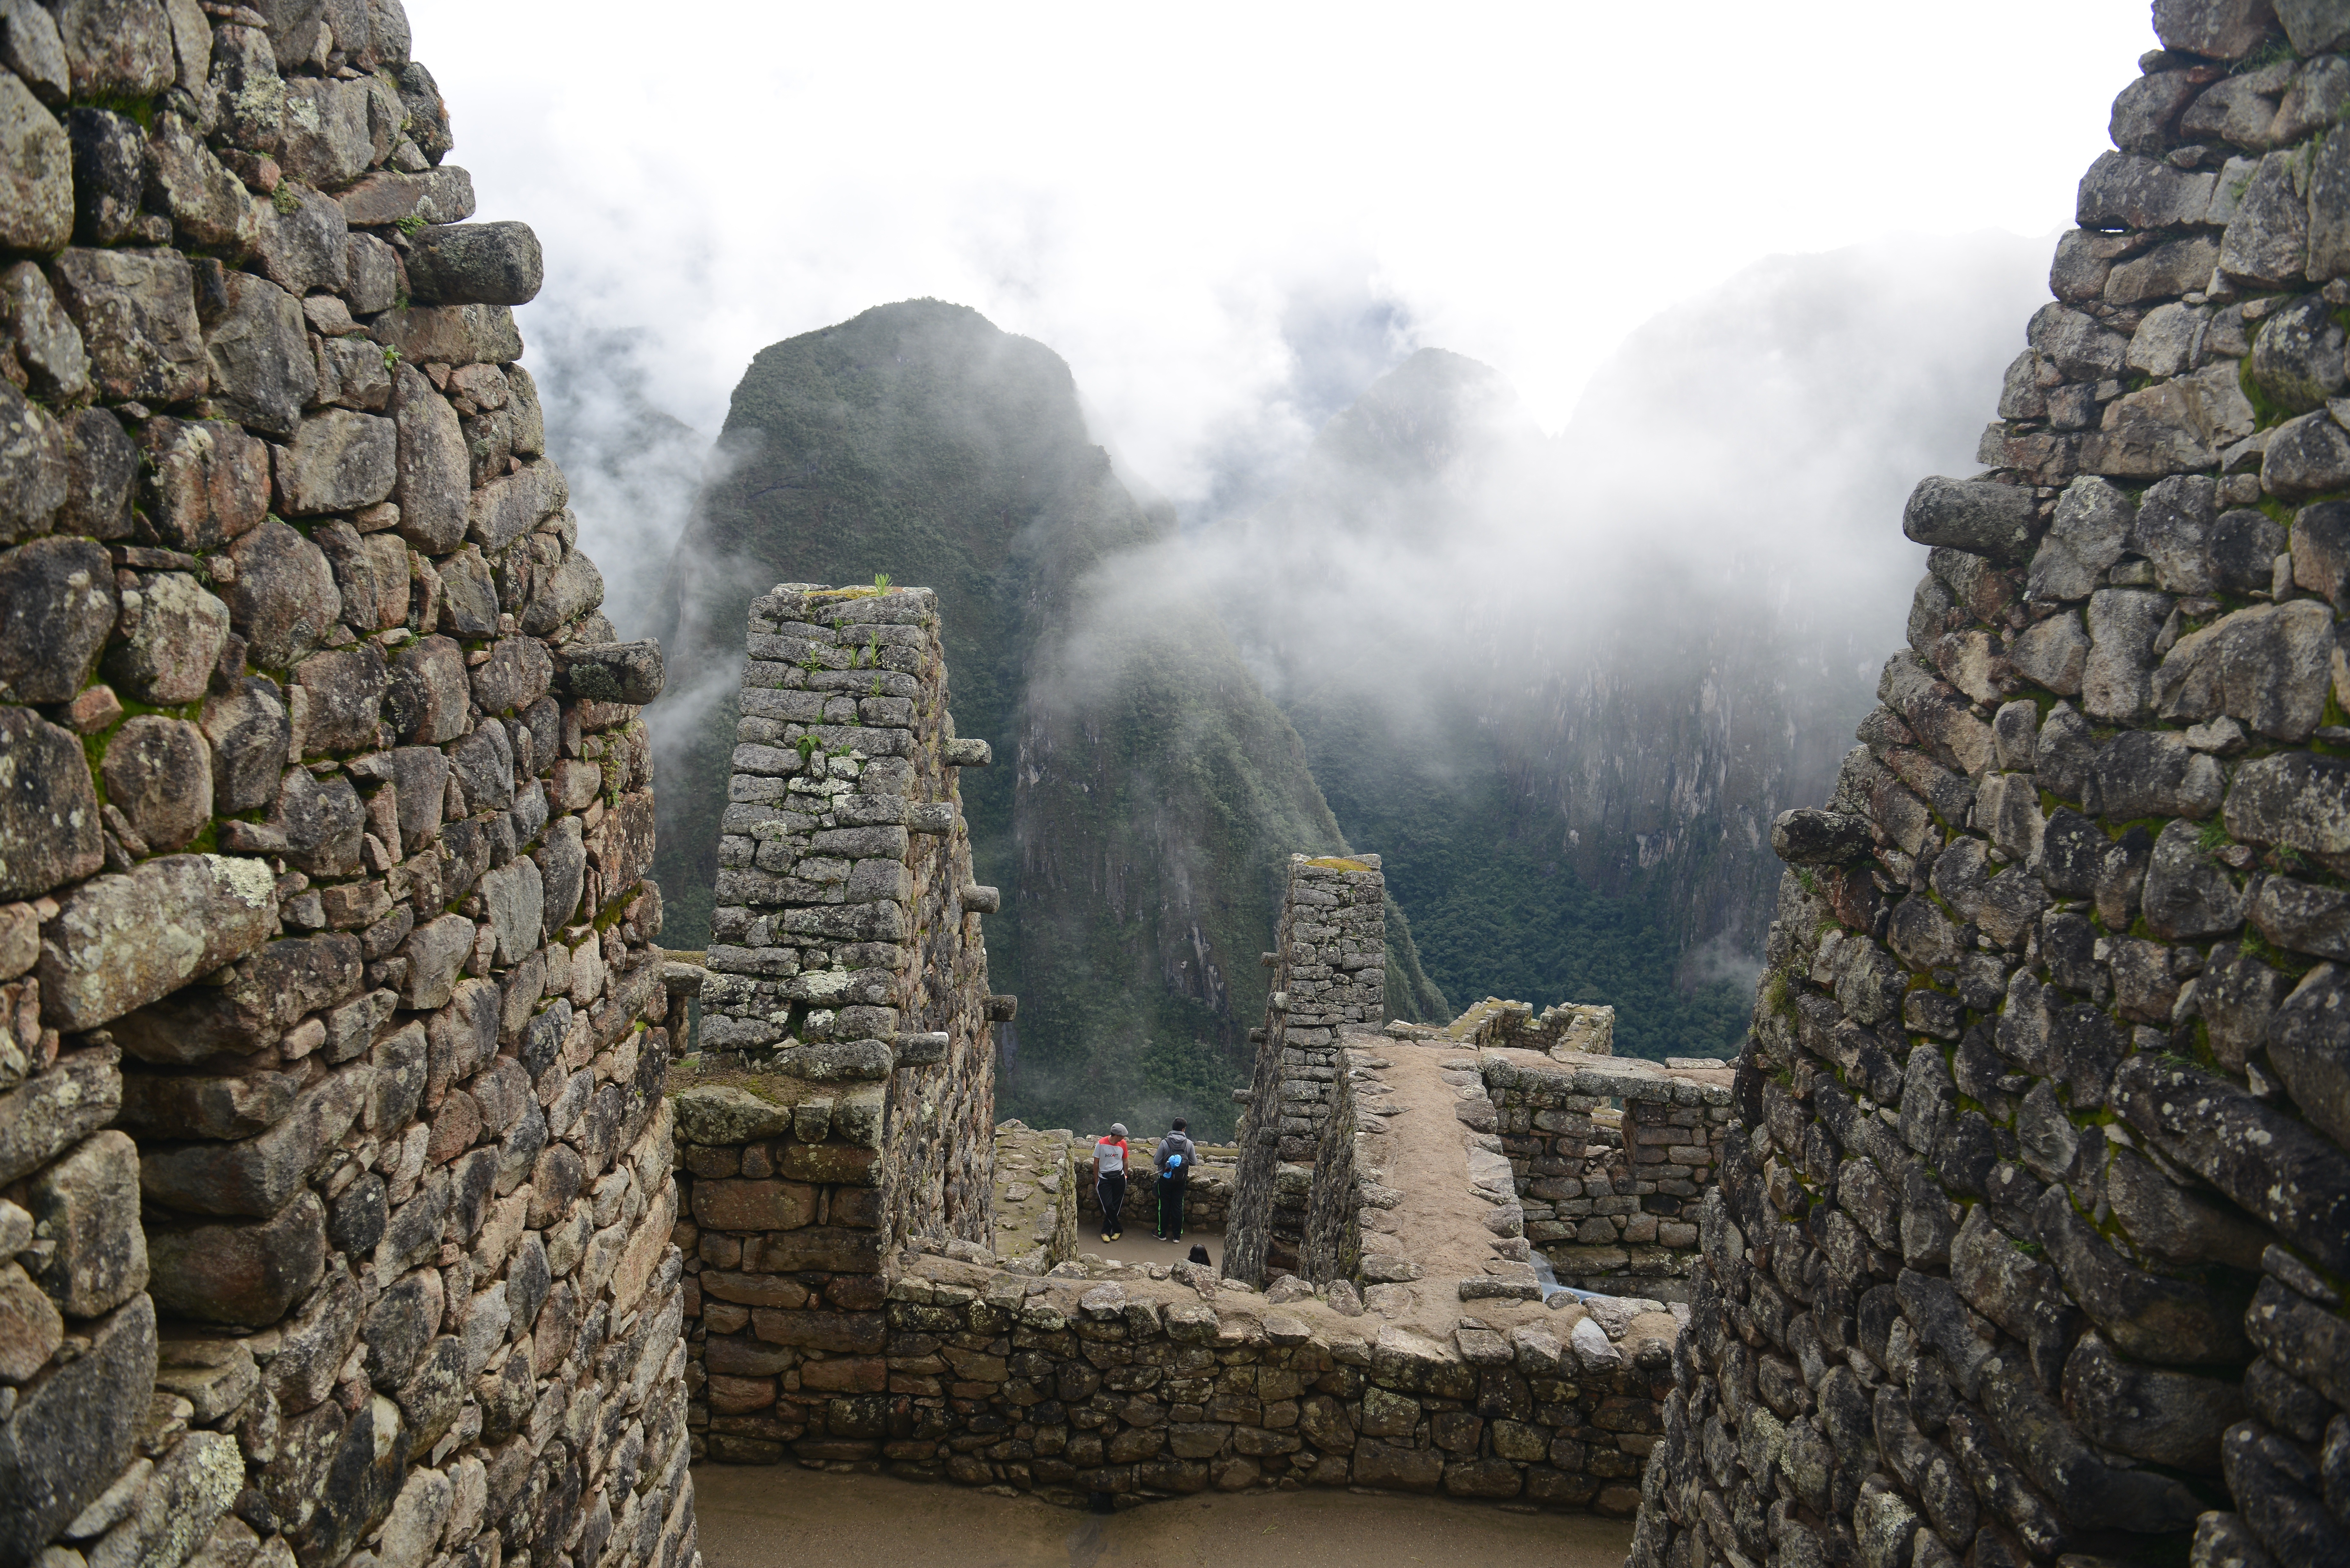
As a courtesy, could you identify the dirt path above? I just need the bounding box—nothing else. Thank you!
[693,1464,1635,1568]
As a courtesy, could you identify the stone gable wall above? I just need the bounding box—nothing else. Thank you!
[1221,855,1387,1286]
[673,582,1002,1463]
[0,9,689,1568]
[1631,6,2350,1568]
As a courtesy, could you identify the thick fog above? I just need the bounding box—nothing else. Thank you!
[403,0,2141,622]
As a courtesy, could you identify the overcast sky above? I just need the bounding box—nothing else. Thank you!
[405,0,2147,535]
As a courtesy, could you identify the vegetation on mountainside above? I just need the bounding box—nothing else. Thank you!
[1290,695,1750,1061]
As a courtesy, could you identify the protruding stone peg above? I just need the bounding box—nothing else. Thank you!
[1771,808,1873,865]
[945,738,990,767]
[984,995,1017,1021]
[960,885,999,914]
[895,1030,948,1065]
[552,640,663,704]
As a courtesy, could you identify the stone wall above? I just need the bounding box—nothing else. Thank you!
[990,1123,1076,1272]
[673,582,1004,1462]
[1632,6,2350,1568]
[1222,856,1387,1285]
[805,1245,1679,1513]
[1480,1054,1732,1300]
[0,8,691,1568]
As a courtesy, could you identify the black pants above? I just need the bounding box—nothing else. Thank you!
[1156,1173,1186,1239]
[1096,1172,1126,1234]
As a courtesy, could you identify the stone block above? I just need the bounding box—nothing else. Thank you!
[0,1258,63,1381]
[0,380,68,543]
[0,535,114,705]
[101,715,212,854]
[691,1179,816,1233]
[0,74,70,253]
[403,221,542,307]
[0,1294,157,1563]
[201,678,289,816]
[39,855,276,1032]
[372,303,520,368]
[139,1066,364,1218]
[105,571,231,707]
[314,522,410,634]
[338,166,474,228]
[147,1190,326,1326]
[224,517,341,669]
[274,409,396,516]
[23,1128,145,1317]
[50,247,206,404]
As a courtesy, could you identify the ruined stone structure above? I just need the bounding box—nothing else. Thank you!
[670,580,1008,1458]
[1480,1052,1732,1301]
[670,813,1706,1508]
[1630,6,2350,1568]
[0,8,690,1568]
[1222,855,1389,1286]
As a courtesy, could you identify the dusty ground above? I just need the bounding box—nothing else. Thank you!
[693,1464,1635,1568]
[1090,1229,1223,1272]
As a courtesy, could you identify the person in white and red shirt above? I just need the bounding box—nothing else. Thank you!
[1089,1124,1130,1242]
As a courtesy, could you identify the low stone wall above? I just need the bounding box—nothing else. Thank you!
[989,1124,1076,1271]
[799,1248,1676,1514]
[1446,998,1619,1056]
[1224,856,1387,1285]
[1481,1054,1733,1300]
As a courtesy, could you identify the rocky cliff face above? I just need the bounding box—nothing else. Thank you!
[649,301,1444,1138]
[1632,5,2350,1568]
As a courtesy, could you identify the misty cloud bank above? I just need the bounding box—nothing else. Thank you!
[1038,231,2058,998]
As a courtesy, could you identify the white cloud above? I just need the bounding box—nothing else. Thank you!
[406,0,2146,535]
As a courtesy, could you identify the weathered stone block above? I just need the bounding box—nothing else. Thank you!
[20,1127,143,1319]
[274,409,397,516]
[225,517,341,669]
[39,854,275,1030]
[101,714,212,853]
[0,73,70,253]
[50,246,206,404]
[403,221,543,306]
[386,635,467,744]
[139,1066,364,1218]
[138,417,271,553]
[147,1188,326,1326]
[0,1294,156,1563]
[106,570,231,707]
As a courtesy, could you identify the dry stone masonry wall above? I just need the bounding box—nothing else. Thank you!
[1633,5,2350,1568]
[0,8,691,1568]
[1221,855,1388,1287]
[669,582,1005,1462]
[1479,1052,1732,1301]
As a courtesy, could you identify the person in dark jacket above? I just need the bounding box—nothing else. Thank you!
[1153,1118,1197,1241]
